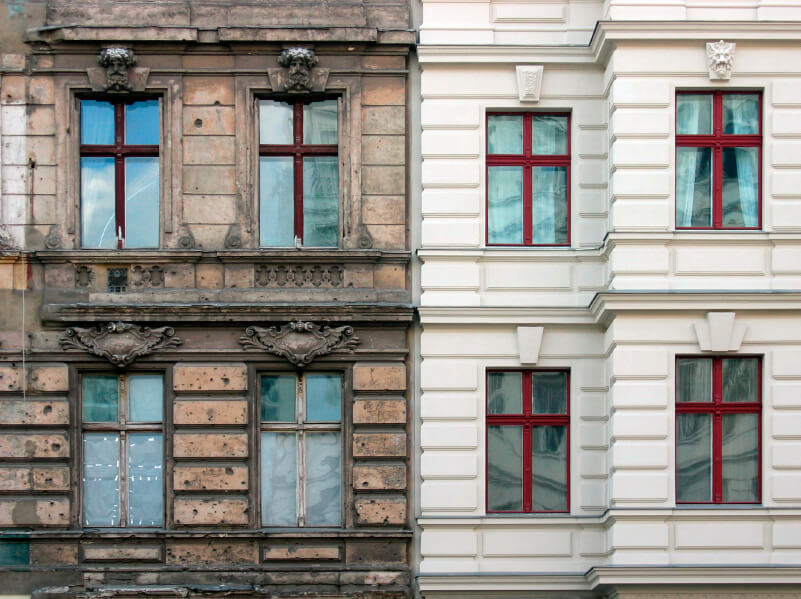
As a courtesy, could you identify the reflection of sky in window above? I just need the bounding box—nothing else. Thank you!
[125,100,159,145]
[81,157,116,248]
[125,157,159,247]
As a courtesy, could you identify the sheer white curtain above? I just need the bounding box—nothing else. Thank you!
[676,98,702,227]
[728,96,759,227]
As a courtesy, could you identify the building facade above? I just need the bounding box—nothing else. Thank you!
[416,1,801,598]
[0,1,414,597]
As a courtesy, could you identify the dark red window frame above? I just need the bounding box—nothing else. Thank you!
[485,369,570,514]
[485,112,571,247]
[80,99,159,249]
[259,99,338,244]
[675,355,762,504]
[675,91,762,230]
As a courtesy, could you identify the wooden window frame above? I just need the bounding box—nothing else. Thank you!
[675,356,762,505]
[79,372,165,528]
[258,98,339,246]
[675,90,763,230]
[258,371,344,527]
[485,369,570,514]
[485,112,571,247]
[79,98,160,249]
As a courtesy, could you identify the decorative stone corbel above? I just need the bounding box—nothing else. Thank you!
[268,47,330,94]
[87,47,150,92]
[517,326,544,365]
[44,225,61,249]
[706,40,735,80]
[224,224,242,249]
[59,322,182,367]
[516,65,544,102]
[239,321,360,367]
[694,312,747,352]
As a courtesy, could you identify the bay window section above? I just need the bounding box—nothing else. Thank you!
[260,373,342,527]
[676,91,761,229]
[259,99,339,247]
[81,373,164,527]
[486,113,570,246]
[80,99,160,248]
[675,357,761,504]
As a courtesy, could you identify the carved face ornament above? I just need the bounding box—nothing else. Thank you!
[278,47,318,92]
[98,47,136,92]
[706,40,735,79]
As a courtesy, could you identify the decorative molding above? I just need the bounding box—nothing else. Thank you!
[515,65,543,102]
[130,265,164,288]
[59,322,182,367]
[706,40,735,80]
[517,326,544,364]
[75,265,94,288]
[224,224,242,249]
[268,47,330,93]
[88,47,150,92]
[239,321,360,366]
[255,264,344,288]
[44,225,61,249]
[694,312,747,351]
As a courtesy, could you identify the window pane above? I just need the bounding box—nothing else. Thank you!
[488,372,522,414]
[260,156,294,246]
[487,425,523,511]
[127,433,163,526]
[303,156,338,247]
[129,374,163,422]
[488,115,523,154]
[488,166,523,244]
[676,358,712,403]
[306,374,341,422]
[125,100,159,145]
[531,115,568,155]
[722,358,759,403]
[722,413,759,502]
[125,157,160,248]
[532,371,568,414]
[676,147,712,227]
[723,94,760,134]
[0,542,29,566]
[305,432,341,526]
[81,157,116,248]
[83,433,120,526]
[304,100,338,145]
[676,95,713,135]
[531,425,567,511]
[676,413,712,502]
[83,375,118,422]
[532,166,568,244]
[260,100,293,144]
[722,147,759,228]
[261,374,296,421]
[81,100,115,145]
[261,432,297,525]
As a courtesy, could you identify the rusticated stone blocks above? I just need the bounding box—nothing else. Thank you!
[173,433,248,458]
[173,364,247,392]
[0,498,69,526]
[353,433,406,458]
[173,400,248,425]
[0,400,69,425]
[30,543,78,565]
[166,541,258,565]
[353,398,406,424]
[353,364,406,391]
[173,497,249,525]
[173,465,248,491]
[0,433,69,458]
[354,496,406,526]
[353,464,406,490]
[263,545,341,561]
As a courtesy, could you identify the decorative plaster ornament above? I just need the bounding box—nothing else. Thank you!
[98,47,137,91]
[239,321,360,366]
[516,65,544,102]
[59,322,182,367]
[269,47,329,93]
[706,40,735,80]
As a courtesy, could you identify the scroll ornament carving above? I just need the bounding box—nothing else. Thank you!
[239,321,360,367]
[707,40,735,80]
[255,264,344,288]
[59,321,182,367]
[130,265,164,288]
[98,47,136,92]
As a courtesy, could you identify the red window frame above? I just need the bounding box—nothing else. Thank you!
[259,98,338,244]
[80,99,160,249]
[675,91,762,230]
[485,112,571,247]
[675,356,762,504]
[485,369,570,514]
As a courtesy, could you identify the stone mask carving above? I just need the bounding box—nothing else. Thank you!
[98,47,137,92]
[706,40,735,80]
[278,47,318,93]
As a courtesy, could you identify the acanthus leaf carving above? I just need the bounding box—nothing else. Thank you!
[238,321,360,367]
[59,321,182,367]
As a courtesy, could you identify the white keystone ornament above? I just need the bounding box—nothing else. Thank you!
[706,40,735,80]
[516,65,544,102]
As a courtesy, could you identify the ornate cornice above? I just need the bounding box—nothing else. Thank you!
[239,321,360,366]
[59,322,182,367]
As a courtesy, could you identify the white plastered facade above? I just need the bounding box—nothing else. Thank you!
[417,1,801,597]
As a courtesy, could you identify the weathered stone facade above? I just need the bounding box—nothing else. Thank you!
[0,1,414,597]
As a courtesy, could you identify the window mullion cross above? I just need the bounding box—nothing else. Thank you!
[293,101,305,245]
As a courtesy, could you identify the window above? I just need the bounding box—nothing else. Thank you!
[259,99,339,247]
[80,99,160,248]
[486,370,569,513]
[675,357,761,504]
[486,113,570,246]
[81,373,164,526]
[260,373,342,526]
[676,91,761,229]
